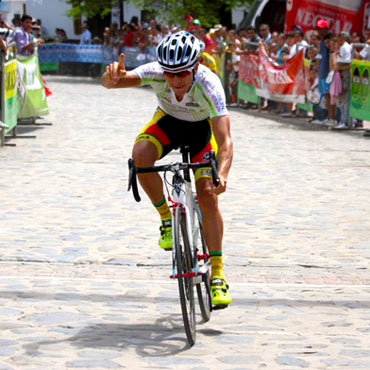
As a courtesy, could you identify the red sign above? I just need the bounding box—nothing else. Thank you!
[285,0,370,39]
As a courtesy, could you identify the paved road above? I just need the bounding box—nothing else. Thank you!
[0,75,370,369]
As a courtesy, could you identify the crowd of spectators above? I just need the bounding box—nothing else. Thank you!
[1,13,369,129]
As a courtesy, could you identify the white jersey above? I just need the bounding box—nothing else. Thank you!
[133,62,228,122]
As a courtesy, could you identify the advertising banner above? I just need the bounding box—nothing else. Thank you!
[17,54,49,119]
[285,0,370,40]
[238,54,260,103]
[350,59,370,121]
[256,47,305,103]
[3,59,19,134]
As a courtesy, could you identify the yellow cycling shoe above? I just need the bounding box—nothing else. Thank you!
[159,221,172,251]
[210,277,232,307]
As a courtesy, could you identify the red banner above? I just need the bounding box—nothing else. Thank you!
[285,0,370,39]
[239,47,306,103]
[259,47,305,103]
[239,54,259,87]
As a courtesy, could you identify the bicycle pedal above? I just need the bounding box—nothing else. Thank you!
[212,304,228,310]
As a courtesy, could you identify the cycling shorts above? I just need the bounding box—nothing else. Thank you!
[135,108,218,182]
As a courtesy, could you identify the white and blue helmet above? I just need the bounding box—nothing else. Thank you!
[156,31,201,72]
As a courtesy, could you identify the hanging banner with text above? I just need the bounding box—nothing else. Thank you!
[256,47,306,103]
[350,59,370,121]
[17,54,49,119]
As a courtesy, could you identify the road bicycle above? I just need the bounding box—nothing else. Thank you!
[128,146,219,346]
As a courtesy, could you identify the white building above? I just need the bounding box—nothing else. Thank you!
[0,0,247,41]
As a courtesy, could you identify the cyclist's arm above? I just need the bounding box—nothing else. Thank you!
[211,115,233,195]
[101,53,141,89]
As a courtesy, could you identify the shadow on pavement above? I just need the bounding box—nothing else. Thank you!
[22,317,191,357]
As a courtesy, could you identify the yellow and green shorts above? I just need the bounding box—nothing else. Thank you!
[135,108,218,182]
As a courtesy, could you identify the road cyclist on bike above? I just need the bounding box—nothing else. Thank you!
[101,31,233,308]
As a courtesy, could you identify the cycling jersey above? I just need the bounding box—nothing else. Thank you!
[200,52,218,74]
[133,62,228,122]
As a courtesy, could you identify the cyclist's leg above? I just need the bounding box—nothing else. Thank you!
[132,109,175,249]
[191,126,232,306]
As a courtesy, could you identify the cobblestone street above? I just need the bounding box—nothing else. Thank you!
[0,75,370,369]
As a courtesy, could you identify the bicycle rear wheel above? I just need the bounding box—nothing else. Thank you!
[193,208,212,322]
[174,205,196,346]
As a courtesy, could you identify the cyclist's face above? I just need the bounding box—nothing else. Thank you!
[163,66,196,96]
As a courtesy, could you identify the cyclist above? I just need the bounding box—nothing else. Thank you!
[101,31,233,307]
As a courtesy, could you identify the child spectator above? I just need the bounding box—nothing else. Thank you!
[333,31,352,129]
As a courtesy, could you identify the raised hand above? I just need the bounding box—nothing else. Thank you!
[106,53,127,84]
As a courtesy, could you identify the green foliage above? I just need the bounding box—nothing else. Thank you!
[65,0,113,19]
[65,0,253,27]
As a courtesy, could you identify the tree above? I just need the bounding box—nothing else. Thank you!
[65,0,253,28]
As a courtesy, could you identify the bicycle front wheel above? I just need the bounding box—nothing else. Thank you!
[174,205,196,346]
[194,209,212,322]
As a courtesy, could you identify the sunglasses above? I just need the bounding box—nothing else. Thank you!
[164,70,191,78]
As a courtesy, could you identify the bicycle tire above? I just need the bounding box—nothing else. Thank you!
[174,205,196,346]
[194,210,212,322]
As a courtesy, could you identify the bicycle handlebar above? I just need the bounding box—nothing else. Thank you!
[127,150,219,202]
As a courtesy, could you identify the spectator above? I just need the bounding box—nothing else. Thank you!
[138,23,151,51]
[124,23,137,47]
[80,21,92,45]
[184,15,195,32]
[103,27,111,47]
[12,14,42,56]
[355,26,370,60]
[36,18,48,40]
[273,33,287,65]
[160,24,170,39]
[259,23,271,43]
[226,41,240,105]
[193,19,202,31]
[333,31,352,129]
[271,31,279,44]
[325,36,340,127]
[11,16,21,29]
[196,28,214,54]
[309,31,320,49]
[59,29,68,42]
[0,13,13,31]
[199,40,218,74]
[308,67,327,123]
[241,26,260,54]
[151,24,162,46]
[0,34,7,55]
[315,19,331,123]
[289,30,308,57]
[227,29,241,50]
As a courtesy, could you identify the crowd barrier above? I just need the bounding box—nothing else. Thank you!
[0,45,49,146]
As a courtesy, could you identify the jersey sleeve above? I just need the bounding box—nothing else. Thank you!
[196,67,229,118]
[133,62,166,87]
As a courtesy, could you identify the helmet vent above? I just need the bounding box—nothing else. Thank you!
[169,49,174,60]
